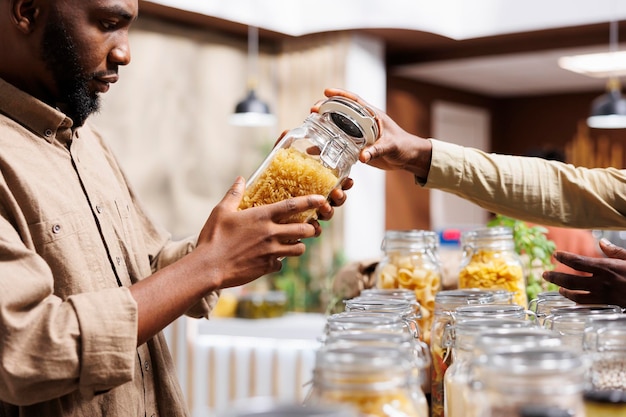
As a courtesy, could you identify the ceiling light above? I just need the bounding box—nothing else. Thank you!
[558,50,626,78]
[587,77,626,129]
[230,26,276,127]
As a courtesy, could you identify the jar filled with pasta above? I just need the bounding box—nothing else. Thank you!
[459,227,527,307]
[305,345,428,417]
[239,96,378,223]
[430,289,495,417]
[373,229,442,346]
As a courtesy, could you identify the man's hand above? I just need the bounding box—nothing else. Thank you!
[543,238,626,308]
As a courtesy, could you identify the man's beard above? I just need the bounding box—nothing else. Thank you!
[41,11,100,127]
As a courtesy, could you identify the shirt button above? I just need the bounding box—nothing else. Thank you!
[116,257,122,266]
[52,224,62,234]
[96,205,103,213]
[44,129,53,137]
[144,360,150,371]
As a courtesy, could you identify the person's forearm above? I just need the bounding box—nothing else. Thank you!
[130,251,218,346]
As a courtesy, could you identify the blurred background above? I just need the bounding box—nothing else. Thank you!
[88,1,626,415]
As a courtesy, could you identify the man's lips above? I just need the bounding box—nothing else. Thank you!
[92,74,119,92]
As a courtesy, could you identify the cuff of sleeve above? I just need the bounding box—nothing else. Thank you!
[422,139,466,190]
[68,287,137,398]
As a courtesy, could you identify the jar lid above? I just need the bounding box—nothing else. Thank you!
[474,328,562,355]
[381,229,439,251]
[361,288,417,302]
[326,311,406,330]
[318,96,379,146]
[455,303,526,319]
[549,304,623,318]
[435,289,496,306]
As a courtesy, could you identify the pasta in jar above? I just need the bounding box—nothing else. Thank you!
[458,227,527,307]
[374,230,442,346]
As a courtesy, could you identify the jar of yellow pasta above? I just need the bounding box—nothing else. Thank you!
[373,230,442,346]
[458,227,527,307]
[239,96,379,223]
[305,345,428,417]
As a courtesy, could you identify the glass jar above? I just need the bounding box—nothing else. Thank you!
[430,289,495,417]
[443,319,536,417]
[459,227,527,307]
[528,291,576,325]
[322,331,429,414]
[582,314,626,391]
[543,304,623,350]
[306,345,428,417]
[373,229,442,346]
[239,96,378,223]
[468,347,586,417]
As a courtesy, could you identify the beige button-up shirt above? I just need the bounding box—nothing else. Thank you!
[426,139,626,229]
[0,78,214,416]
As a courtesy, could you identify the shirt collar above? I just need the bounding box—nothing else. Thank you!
[0,77,74,144]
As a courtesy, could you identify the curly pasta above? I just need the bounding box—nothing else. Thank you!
[239,147,339,223]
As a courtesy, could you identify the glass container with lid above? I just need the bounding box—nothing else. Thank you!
[458,227,527,307]
[429,289,495,417]
[239,96,378,223]
[582,314,626,391]
[305,345,428,417]
[468,347,586,417]
[322,331,429,414]
[543,304,623,350]
[443,319,536,417]
[373,230,442,345]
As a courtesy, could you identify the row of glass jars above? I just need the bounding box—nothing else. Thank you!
[372,227,529,346]
[309,289,431,417]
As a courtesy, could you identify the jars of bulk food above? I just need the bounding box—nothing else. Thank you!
[373,230,442,345]
[239,96,378,223]
[582,314,626,391]
[459,227,527,307]
[305,345,428,417]
[429,289,495,417]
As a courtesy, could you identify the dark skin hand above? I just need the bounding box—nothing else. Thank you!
[313,88,434,180]
[543,238,626,308]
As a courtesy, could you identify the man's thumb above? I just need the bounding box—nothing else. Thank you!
[222,176,246,209]
[599,238,626,260]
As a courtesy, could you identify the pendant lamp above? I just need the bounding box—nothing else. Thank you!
[587,20,626,129]
[230,26,276,127]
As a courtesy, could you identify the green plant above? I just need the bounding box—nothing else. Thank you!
[487,214,559,302]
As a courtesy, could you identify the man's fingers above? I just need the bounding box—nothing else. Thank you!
[553,251,605,275]
[543,270,595,292]
[599,238,626,260]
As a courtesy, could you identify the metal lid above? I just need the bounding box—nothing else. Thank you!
[318,96,379,146]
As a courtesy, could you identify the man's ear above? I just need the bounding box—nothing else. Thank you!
[11,0,40,34]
